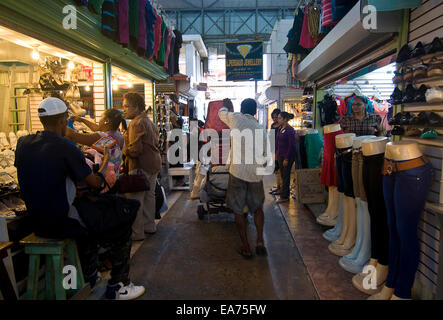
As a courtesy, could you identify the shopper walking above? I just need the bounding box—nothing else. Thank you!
[122,92,162,241]
[14,97,145,300]
[269,109,282,195]
[275,112,297,203]
[219,98,268,259]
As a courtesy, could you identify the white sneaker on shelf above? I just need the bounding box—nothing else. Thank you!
[105,282,146,300]
[8,132,17,150]
[0,132,9,149]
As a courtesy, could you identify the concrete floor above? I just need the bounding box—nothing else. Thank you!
[126,176,318,300]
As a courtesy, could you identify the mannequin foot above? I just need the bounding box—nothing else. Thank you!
[367,286,394,300]
[328,242,353,256]
[352,273,384,295]
[316,215,338,226]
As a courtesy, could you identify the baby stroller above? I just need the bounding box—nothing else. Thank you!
[193,100,232,220]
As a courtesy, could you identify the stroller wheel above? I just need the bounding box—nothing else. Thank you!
[197,205,206,220]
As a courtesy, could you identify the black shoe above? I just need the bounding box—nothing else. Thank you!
[411,41,426,58]
[396,44,412,63]
[390,87,403,105]
[415,84,429,102]
[428,37,443,54]
[391,126,405,136]
[399,112,413,125]
[388,112,404,125]
[402,84,417,103]
[427,112,443,126]
[410,112,428,126]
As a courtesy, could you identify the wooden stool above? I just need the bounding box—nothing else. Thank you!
[0,241,17,300]
[20,234,85,300]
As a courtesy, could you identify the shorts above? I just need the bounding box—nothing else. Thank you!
[226,174,265,214]
[336,148,354,198]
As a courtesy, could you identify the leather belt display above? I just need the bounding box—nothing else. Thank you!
[383,156,429,175]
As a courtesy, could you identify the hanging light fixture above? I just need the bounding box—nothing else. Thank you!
[31,47,40,60]
[85,85,91,91]
[68,61,75,70]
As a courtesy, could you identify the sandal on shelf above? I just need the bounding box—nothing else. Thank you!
[237,247,253,259]
[256,245,268,256]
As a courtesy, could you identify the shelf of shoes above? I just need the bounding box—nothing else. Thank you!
[403,102,443,112]
[400,51,443,68]
[413,76,443,87]
[402,136,443,148]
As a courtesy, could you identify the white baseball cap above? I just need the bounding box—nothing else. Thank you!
[38,97,68,117]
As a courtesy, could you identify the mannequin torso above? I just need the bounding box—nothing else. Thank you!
[336,133,356,149]
[385,141,422,161]
[362,137,389,156]
[324,124,341,134]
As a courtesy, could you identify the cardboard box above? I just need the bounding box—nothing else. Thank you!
[293,168,325,204]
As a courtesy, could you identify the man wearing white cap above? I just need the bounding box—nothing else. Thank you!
[14,97,145,300]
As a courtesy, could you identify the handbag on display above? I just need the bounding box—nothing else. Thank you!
[117,170,150,194]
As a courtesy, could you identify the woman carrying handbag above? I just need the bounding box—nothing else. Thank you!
[122,93,162,241]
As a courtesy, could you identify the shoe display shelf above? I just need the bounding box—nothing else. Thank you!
[399,51,443,68]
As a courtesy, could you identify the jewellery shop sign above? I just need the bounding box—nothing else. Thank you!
[225,40,263,81]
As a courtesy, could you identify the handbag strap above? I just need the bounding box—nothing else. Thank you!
[96,172,112,193]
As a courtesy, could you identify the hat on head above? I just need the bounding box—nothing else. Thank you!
[38,97,67,117]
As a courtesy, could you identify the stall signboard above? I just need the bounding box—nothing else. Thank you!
[225,40,263,81]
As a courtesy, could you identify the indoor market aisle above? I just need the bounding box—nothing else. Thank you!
[122,176,318,300]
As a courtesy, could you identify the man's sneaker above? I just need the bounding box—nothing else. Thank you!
[105,282,146,300]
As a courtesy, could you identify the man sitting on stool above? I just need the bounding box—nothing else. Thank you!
[14,97,145,300]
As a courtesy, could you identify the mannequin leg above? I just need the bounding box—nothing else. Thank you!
[329,196,356,256]
[317,186,340,226]
[323,193,344,242]
[339,198,365,272]
[341,200,372,273]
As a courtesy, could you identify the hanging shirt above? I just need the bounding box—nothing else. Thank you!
[118,0,129,45]
[153,9,163,60]
[168,36,176,75]
[283,8,310,55]
[145,1,157,59]
[89,0,104,14]
[129,0,139,45]
[335,96,347,117]
[164,28,173,70]
[321,0,338,27]
[305,133,324,169]
[173,29,183,73]
[137,0,147,56]
[158,20,167,64]
[101,0,118,41]
[372,100,391,132]
[299,6,316,49]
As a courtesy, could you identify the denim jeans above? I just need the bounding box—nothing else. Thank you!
[363,154,389,266]
[336,148,354,198]
[383,160,433,299]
